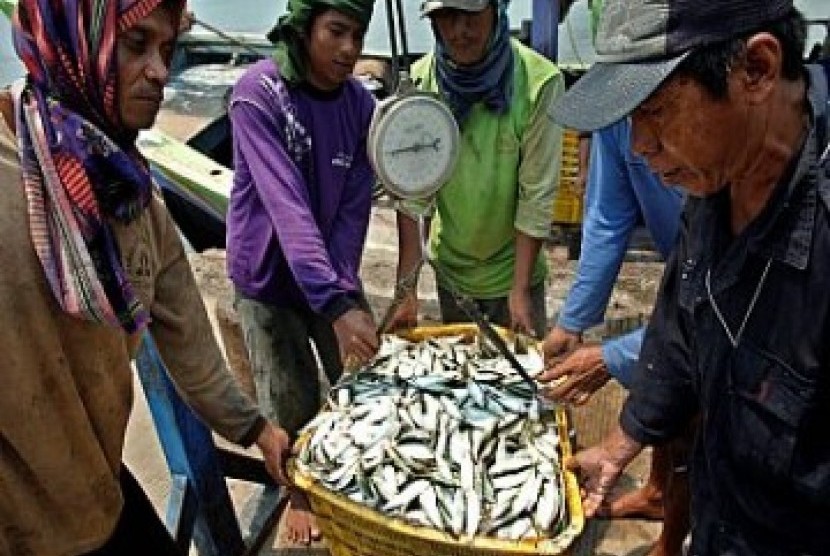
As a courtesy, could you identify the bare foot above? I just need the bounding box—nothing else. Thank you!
[596,484,664,520]
[280,490,321,545]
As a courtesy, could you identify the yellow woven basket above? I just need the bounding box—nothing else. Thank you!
[289,324,585,556]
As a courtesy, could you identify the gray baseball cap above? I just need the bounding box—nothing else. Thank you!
[550,0,795,131]
[420,0,489,16]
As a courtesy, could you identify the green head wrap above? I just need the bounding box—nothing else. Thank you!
[268,0,375,84]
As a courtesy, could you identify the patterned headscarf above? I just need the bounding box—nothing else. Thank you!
[12,0,183,333]
[267,0,375,83]
[434,0,514,124]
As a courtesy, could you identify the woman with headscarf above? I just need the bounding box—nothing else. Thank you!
[226,0,378,544]
[387,0,565,339]
[0,1,294,554]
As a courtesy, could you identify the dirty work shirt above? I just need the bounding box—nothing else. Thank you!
[621,67,830,556]
[227,59,376,321]
[0,116,264,556]
[557,119,683,385]
[402,39,563,298]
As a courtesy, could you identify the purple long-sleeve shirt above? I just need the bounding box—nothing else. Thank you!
[227,59,376,320]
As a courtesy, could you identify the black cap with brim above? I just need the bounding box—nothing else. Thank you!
[549,52,688,132]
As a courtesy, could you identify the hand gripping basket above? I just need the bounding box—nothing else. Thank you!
[289,324,584,556]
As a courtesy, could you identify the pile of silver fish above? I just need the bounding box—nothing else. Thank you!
[295,335,567,541]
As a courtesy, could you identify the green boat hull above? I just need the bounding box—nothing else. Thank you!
[0,0,15,18]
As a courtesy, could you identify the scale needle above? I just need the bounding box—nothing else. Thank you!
[385,137,442,156]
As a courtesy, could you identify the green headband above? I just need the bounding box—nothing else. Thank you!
[268,0,374,42]
[268,0,375,83]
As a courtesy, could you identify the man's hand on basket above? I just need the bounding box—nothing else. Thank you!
[255,422,293,486]
[538,344,610,406]
[382,290,419,333]
[508,286,536,336]
[567,425,643,518]
[541,325,582,365]
[333,308,379,369]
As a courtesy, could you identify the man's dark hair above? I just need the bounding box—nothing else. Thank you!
[274,5,327,68]
[675,9,807,99]
[303,5,329,37]
[277,5,326,70]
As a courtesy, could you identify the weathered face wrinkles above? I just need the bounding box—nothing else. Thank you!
[630,74,748,198]
[116,4,178,131]
[431,6,495,67]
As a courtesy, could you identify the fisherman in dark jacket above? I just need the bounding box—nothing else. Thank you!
[549,0,830,554]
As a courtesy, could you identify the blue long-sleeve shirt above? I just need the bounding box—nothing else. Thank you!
[557,119,683,386]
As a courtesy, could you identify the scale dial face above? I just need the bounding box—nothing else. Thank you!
[369,94,460,199]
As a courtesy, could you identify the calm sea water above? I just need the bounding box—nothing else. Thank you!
[1,0,827,86]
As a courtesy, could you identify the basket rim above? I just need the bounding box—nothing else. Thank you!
[289,323,585,554]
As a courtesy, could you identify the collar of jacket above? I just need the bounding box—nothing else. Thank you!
[679,66,829,309]
[754,64,830,271]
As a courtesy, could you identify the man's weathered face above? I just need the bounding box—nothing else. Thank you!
[304,9,365,91]
[630,74,746,198]
[116,4,178,132]
[431,5,495,67]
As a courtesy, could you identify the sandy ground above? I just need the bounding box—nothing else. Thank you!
[123,201,667,555]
